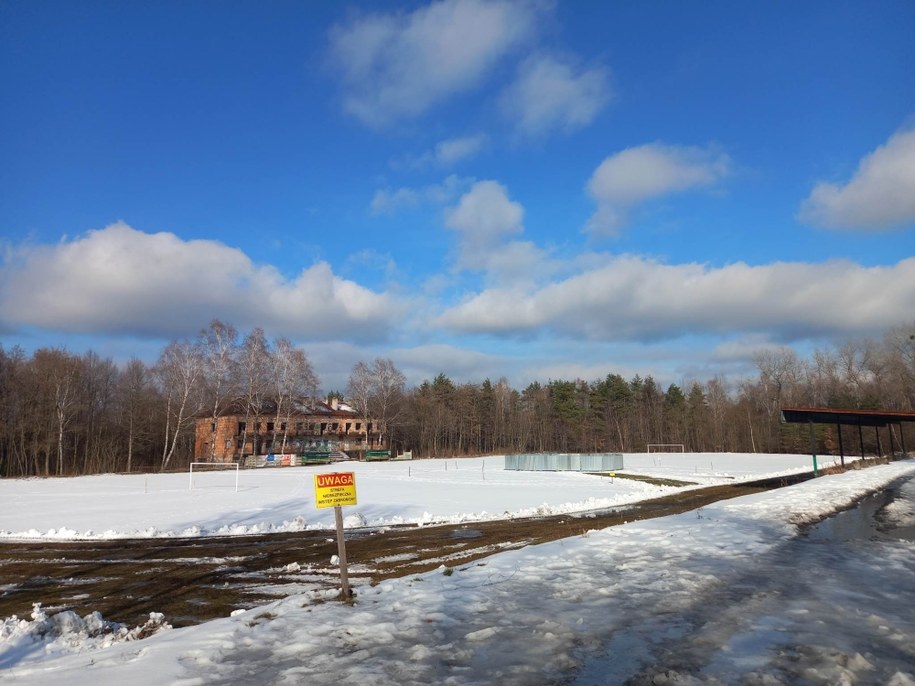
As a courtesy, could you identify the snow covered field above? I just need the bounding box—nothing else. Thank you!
[0,452,825,540]
[3,453,915,684]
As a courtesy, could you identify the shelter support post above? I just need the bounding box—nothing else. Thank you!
[836,421,845,466]
[808,420,818,476]
[780,407,915,465]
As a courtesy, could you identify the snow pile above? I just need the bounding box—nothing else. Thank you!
[881,476,915,529]
[0,604,170,669]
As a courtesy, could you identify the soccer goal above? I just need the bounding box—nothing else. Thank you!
[188,462,240,492]
[646,444,685,453]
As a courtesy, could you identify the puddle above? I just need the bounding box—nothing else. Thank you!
[806,479,915,543]
[450,529,482,539]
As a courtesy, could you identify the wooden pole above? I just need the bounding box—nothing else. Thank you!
[334,505,351,599]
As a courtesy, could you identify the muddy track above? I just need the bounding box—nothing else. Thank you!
[0,473,811,628]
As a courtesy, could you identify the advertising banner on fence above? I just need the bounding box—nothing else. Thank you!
[313,472,357,509]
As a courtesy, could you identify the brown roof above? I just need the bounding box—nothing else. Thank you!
[781,406,915,427]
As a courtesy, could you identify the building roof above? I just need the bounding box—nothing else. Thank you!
[202,397,362,419]
[781,406,915,428]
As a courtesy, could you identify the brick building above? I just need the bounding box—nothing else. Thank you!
[193,398,384,462]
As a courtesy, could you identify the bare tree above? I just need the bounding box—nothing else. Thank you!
[154,340,204,471]
[371,358,406,450]
[198,320,239,460]
[79,351,119,473]
[118,358,153,473]
[753,347,804,451]
[347,361,373,451]
[347,358,406,452]
[238,328,271,457]
[272,338,319,452]
[884,323,915,410]
[28,349,83,476]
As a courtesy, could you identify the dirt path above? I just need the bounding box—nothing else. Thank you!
[0,475,806,628]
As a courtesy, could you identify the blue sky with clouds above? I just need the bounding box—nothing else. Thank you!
[2,0,914,392]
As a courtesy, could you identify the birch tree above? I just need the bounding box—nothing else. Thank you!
[347,361,373,450]
[155,340,204,471]
[198,320,239,460]
[371,358,406,450]
[238,328,271,457]
[272,338,318,452]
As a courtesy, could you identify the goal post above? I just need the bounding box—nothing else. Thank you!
[646,444,685,453]
[189,462,240,492]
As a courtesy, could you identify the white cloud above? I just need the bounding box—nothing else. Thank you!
[481,240,554,285]
[0,222,404,342]
[392,135,488,171]
[711,335,788,364]
[433,134,488,166]
[798,125,915,230]
[391,343,502,383]
[434,255,915,342]
[371,175,471,214]
[585,142,732,235]
[328,0,538,127]
[442,180,565,286]
[445,180,523,265]
[370,187,422,214]
[501,53,611,136]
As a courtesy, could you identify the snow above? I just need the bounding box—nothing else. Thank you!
[2,453,914,684]
[0,453,825,540]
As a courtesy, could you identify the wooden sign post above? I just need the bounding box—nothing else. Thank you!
[314,472,357,599]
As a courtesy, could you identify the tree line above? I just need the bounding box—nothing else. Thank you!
[1,321,913,478]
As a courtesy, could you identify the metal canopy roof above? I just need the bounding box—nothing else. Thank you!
[781,406,915,428]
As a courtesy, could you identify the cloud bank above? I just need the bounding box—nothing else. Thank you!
[434,255,915,342]
[0,223,403,342]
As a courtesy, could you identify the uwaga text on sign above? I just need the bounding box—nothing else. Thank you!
[314,472,357,509]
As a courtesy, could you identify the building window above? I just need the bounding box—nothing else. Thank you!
[345,422,351,433]
[267,422,274,432]
[237,422,246,435]
[356,422,361,431]
[211,422,216,433]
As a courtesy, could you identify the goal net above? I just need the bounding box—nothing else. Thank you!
[646,444,685,453]
[188,462,240,492]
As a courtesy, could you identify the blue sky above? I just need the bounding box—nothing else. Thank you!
[2,0,914,393]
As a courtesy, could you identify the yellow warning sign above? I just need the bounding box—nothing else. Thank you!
[314,472,357,509]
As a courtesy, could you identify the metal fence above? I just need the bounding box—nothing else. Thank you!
[504,453,624,472]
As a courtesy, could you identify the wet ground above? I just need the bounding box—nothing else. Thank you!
[0,470,842,630]
[571,473,915,685]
